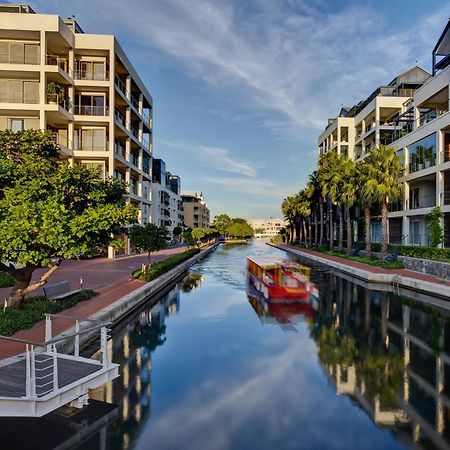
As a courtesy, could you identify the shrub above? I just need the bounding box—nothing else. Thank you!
[0,289,96,336]
[133,248,201,282]
[0,272,14,288]
[390,245,450,263]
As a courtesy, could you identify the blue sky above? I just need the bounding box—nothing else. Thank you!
[31,0,450,219]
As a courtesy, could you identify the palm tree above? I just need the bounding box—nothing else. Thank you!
[282,196,296,243]
[307,171,323,246]
[363,146,403,260]
[298,189,311,246]
[339,159,357,255]
[319,151,345,251]
[358,160,376,257]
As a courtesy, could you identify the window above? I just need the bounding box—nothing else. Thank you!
[75,128,107,151]
[410,188,419,209]
[10,119,24,132]
[75,94,107,115]
[409,134,436,173]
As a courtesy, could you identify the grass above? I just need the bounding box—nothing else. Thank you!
[0,272,14,288]
[0,289,96,336]
[290,243,405,270]
[133,248,201,282]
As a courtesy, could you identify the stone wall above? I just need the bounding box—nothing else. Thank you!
[397,256,450,281]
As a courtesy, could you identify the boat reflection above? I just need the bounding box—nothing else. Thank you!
[247,282,314,331]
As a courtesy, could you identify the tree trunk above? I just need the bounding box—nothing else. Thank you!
[346,206,352,255]
[295,221,301,243]
[290,223,294,243]
[7,261,61,308]
[303,220,307,247]
[314,212,318,247]
[329,201,333,251]
[338,206,344,252]
[308,218,312,247]
[319,198,324,248]
[381,198,388,261]
[364,204,371,257]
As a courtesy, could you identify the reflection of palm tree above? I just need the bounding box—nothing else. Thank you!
[180,273,204,292]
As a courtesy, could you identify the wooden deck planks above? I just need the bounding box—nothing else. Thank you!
[0,354,102,398]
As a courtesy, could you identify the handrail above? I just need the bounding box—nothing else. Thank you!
[44,313,103,323]
[0,322,109,348]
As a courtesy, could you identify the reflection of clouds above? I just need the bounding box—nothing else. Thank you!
[135,338,398,450]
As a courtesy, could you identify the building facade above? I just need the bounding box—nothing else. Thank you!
[181,191,210,229]
[317,25,450,248]
[248,218,286,238]
[151,158,184,239]
[0,4,154,255]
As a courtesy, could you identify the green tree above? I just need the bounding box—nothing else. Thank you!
[306,171,323,246]
[339,159,357,255]
[192,228,206,246]
[129,223,169,263]
[226,221,254,238]
[358,160,377,257]
[173,225,183,242]
[0,129,137,308]
[364,146,403,260]
[282,196,297,243]
[427,206,444,247]
[212,214,231,236]
[181,230,196,248]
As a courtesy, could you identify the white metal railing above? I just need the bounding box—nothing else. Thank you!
[0,314,111,400]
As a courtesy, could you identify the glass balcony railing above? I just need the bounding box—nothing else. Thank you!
[115,77,126,95]
[74,104,108,116]
[409,155,436,173]
[419,108,448,127]
[406,194,436,210]
[47,94,72,112]
[114,108,126,127]
[46,55,71,76]
[74,70,109,81]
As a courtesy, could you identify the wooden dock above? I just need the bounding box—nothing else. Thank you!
[0,314,119,417]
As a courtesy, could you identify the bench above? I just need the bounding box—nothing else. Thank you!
[43,280,81,300]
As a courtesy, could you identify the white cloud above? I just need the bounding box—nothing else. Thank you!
[198,146,257,177]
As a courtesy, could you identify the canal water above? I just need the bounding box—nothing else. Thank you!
[1,240,450,450]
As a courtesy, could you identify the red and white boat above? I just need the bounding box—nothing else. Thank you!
[246,256,319,302]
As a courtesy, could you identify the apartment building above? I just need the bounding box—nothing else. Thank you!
[248,218,286,238]
[317,32,450,247]
[181,191,210,229]
[0,4,153,255]
[151,158,184,239]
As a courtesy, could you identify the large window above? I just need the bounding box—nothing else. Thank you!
[75,128,107,151]
[0,42,40,64]
[409,133,436,173]
[75,94,107,115]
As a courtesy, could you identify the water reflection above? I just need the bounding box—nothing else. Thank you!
[310,276,450,450]
[1,242,450,450]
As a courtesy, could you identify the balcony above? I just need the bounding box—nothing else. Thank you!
[74,70,109,81]
[409,154,436,174]
[440,192,450,206]
[74,104,109,116]
[0,92,39,104]
[131,153,139,168]
[114,140,126,159]
[419,108,447,127]
[46,55,71,77]
[406,194,436,210]
[74,138,109,152]
[115,77,127,96]
[114,108,126,128]
[47,93,72,112]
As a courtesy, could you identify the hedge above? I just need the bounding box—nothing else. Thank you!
[0,272,14,288]
[0,289,96,336]
[390,245,450,263]
[133,248,201,282]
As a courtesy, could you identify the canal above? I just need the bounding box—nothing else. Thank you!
[1,240,450,450]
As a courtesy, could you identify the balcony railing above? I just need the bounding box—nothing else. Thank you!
[74,139,109,152]
[419,108,447,127]
[115,77,126,95]
[47,94,72,112]
[130,96,139,110]
[114,141,126,159]
[74,105,109,116]
[50,131,71,149]
[131,126,139,140]
[131,154,139,167]
[440,191,450,206]
[74,70,109,81]
[409,156,436,174]
[406,194,436,210]
[114,108,126,127]
[46,55,71,76]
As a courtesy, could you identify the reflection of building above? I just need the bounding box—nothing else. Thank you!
[313,274,450,449]
[247,218,286,238]
[151,158,184,239]
[181,191,210,228]
[89,286,181,450]
[0,4,153,242]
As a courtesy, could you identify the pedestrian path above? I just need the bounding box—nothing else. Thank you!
[0,245,187,360]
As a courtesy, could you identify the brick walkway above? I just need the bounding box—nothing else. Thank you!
[0,245,187,360]
[282,244,450,288]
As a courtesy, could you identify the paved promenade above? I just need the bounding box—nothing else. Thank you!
[0,245,187,360]
[279,244,450,289]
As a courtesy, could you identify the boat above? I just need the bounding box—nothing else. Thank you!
[246,256,319,302]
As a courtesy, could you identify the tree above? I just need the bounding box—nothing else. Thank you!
[0,129,137,308]
[339,159,357,255]
[282,196,296,243]
[363,146,403,260]
[181,230,196,248]
[191,227,206,245]
[173,225,183,242]
[212,214,231,236]
[129,223,169,263]
[226,221,254,239]
[306,171,322,247]
[427,207,444,247]
[358,160,376,257]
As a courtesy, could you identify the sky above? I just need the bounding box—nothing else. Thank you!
[29,0,450,219]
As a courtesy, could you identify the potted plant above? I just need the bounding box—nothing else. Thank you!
[47,82,65,104]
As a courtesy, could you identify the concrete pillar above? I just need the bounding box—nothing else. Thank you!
[337,127,341,155]
[402,216,410,245]
[125,137,131,163]
[68,121,74,151]
[39,30,47,129]
[375,106,380,146]
[125,75,131,100]
[414,106,420,131]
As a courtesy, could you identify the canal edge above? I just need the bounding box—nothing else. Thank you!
[268,243,450,304]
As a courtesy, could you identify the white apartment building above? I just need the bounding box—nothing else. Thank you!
[151,158,184,239]
[248,218,286,238]
[317,37,450,247]
[0,4,153,255]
